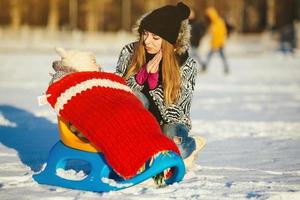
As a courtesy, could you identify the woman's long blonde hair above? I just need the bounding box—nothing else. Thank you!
[125,38,181,105]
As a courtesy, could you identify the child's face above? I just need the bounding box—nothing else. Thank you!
[142,31,162,54]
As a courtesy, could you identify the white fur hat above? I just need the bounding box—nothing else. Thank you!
[55,47,100,72]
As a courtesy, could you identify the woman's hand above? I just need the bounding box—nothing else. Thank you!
[146,50,162,73]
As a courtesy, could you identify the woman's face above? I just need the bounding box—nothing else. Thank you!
[142,31,162,54]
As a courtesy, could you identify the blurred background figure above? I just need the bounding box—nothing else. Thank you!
[269,0,299,56]
[203,7,229,74]
[278,21,297,55]
[188,8,207,70]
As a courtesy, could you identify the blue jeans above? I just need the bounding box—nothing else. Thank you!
[161,123,196,159]
[133,90,196,159]
[205,47,229,73]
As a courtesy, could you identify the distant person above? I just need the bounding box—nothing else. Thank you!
[279,22,297,55]
[189,9,207,70]
[204,7,229,74]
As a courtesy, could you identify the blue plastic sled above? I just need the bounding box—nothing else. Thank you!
[33,141,185,192]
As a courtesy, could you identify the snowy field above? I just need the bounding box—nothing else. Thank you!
[0,30,300,199]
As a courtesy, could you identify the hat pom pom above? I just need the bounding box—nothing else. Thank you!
[176,2,190,20]
[55,47,67,58]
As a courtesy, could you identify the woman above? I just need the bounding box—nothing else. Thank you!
[116,2,199,160]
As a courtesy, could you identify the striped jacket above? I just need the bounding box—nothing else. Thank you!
[115,42,198,130]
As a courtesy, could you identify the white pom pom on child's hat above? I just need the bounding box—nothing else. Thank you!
[55,47,100,72]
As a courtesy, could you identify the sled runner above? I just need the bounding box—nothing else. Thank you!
[33,117,185,192]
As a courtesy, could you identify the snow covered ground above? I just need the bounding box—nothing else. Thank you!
[0,30,300,199]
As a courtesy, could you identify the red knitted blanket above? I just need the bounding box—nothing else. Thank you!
[46,71,180,179]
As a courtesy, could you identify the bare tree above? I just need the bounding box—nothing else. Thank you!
[267,0,275,28]
[84,0,98,32]
[122,0,131,31]
[69,0,78,30]
[10,0,22,29]
[47,0,60,31]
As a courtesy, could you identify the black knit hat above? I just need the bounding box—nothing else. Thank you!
[139,2,190,45]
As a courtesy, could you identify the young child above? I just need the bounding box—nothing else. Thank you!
[46,47,181,184]
[49,47,101,141]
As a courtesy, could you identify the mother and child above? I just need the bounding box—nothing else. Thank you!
[48,2,203,182]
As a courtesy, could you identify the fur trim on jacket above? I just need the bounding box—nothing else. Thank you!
[132,14,191,55]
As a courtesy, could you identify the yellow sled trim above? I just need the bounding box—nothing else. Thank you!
[58,117,99,153]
